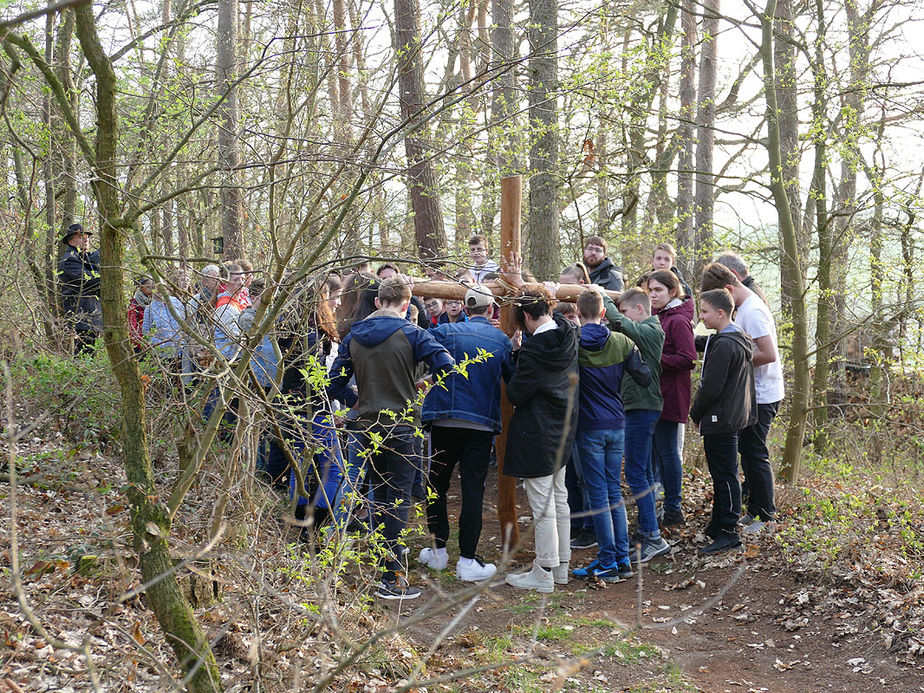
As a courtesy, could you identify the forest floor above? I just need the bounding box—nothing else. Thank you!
[2,427,924,692]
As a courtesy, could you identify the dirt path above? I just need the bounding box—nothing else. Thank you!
[394,468,923,692]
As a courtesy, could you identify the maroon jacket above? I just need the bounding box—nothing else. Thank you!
[655,297,696,423]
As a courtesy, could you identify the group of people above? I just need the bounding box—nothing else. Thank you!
[63,222,783,603]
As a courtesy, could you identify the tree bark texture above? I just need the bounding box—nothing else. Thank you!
[217,0,243,259]
[758,0,809,483]
[70,7,223,688]
[693,0,717,280]
[393,0,447,259]
[809,0,833,451]
[773,0,803,305]
[527,0,559,280]
[675,0,696,280]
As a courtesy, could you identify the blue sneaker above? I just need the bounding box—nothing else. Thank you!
[572,559,601,579]
[594,563,630,583]
[573,559,626,582]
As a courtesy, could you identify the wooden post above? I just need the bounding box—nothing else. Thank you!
[495,175,521,550]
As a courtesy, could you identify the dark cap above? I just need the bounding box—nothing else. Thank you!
[61,222,91,245]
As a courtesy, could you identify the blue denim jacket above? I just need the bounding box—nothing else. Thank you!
[422,316,514,433]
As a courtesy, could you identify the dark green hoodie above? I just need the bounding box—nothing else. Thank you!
[603,294,664,413]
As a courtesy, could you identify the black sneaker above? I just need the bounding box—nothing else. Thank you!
[375,578,421,601]
[570,529,598,550]
[617,563,634,581]
[699,532,742,555]
[660,509,686,527]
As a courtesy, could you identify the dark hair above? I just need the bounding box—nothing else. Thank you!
[337,272,378,339]
[584,235,608,254]
[576,289,603,319]
[513,288,554,329]
[647,269,685,299]
[250,278,267,299]
[376,262,400,277]
[700,262,740,293]
[135,275,154,287]
[325,273,342,294]
[700,288,734,315]
[555,301,576,317]
[468,234,488,247]
[616,287,651,312]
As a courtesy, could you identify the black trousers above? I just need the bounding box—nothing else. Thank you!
[703,433,741,534]
[738,401,779,522]
[427,426,494,559]
[366,425,419,578]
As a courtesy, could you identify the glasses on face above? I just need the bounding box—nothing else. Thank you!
[585,245,604,254]
[446,300,462,307]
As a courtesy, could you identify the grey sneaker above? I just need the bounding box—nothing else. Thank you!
[376,577,421,601]
[632,536,671,563]
[742,519,777,536]
[551,562,569,585]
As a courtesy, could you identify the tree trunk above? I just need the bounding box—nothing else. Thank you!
[486,0,518,244]
[217,0,243,258]
[773,0,803,305]
[393,0,447,259]
[675,0,696,279]
[527,0,559,279]
[758,0,809,483]
[693,0,718,280]
[69,7,223,688]
[809,0,832,452]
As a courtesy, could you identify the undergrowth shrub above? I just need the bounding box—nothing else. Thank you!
[6,348,122,446]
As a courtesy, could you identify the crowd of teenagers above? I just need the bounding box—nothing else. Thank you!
[113,230,783,602]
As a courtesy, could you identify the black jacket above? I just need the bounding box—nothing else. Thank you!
[589,257,624,292]
[504,314,580,479]
[58,245,102,333]
[690,328,757,435]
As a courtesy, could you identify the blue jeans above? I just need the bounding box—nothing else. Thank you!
[652,419,683,513]
[576,428,628,566]
[332,422,370,526]
[289,412,344,511]
[624,410,661,538]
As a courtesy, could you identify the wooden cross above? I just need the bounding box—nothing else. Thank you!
[410,176,618,550]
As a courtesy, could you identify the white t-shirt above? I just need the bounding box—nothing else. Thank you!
[734,294,785,404]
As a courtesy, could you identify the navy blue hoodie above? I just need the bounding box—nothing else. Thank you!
[577,323,650,431]
[328,308,454,426]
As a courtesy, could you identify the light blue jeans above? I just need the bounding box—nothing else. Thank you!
[576,428,629,566]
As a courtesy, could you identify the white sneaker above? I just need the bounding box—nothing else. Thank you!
[505,560,554,593]
[417,547,448,570]
[456,556,497,582]
[551,562,569,585]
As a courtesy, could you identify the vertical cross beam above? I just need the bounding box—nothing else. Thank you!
[494,175,521,551]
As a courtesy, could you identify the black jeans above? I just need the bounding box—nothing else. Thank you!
[703,433,741,534]
[366,425,419,577]
[738,401,779,521]
[427,426,494,559]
